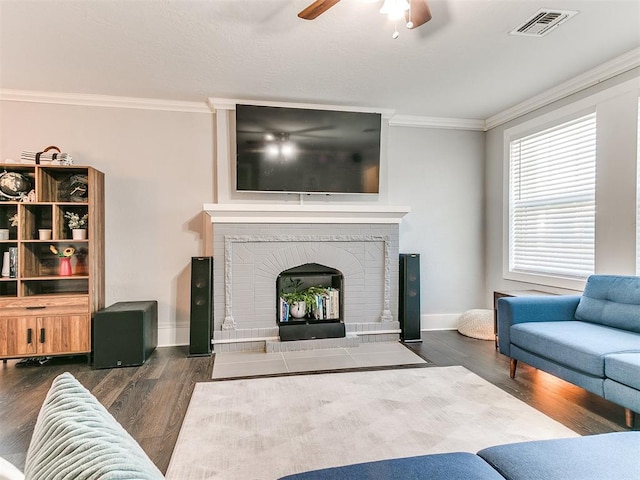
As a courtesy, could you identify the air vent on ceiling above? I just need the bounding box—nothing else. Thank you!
[510,9,578,37]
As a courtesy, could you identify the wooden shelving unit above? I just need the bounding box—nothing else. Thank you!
[0,164,104,361]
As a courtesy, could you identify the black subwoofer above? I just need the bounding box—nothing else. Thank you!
[399,253,421,342]
[92,301,158,369]
[189,256,213,356]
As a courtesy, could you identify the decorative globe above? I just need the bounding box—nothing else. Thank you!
[0,172,31,199]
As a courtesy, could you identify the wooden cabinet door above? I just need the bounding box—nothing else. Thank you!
[37,315,90,355]
[0,317,38,357]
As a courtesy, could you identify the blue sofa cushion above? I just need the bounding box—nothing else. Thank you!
[477,432,640,480]
[277,452,505,480]
[575,275,640,333]
[604,378,640,414]
[605,352,640,390]
[510,321,640,377]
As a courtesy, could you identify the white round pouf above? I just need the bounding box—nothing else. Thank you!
[457,309,494,340]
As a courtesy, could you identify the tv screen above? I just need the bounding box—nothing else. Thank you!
[235,104,381,194]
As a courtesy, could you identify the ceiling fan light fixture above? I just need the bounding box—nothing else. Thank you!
[380,0,410,21]
[281,143,295,157]
[266,144,279,159]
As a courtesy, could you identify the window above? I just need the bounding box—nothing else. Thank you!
[509,112,596,280]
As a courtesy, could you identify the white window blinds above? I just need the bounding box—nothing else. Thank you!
[509,112,596,279]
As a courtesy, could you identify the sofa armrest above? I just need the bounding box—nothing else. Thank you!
[497,295,581,356]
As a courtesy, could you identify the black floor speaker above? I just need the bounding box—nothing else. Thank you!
[189,256,213,356]
[399,253,421,342]
[93,301,158,369]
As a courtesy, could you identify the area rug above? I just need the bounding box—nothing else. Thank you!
[166,366,578,480]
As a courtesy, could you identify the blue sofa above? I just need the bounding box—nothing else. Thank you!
[497,275,640,427]
[278,432,640,479]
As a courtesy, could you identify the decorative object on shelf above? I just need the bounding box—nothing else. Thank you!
[24,189,36,203]
[0,171,32,201]
[59,257,72,276]
[8,247,17,278]
[64,211,88,239]
[1,251,9,277]
[20,145,73,165]
[39,229,52,240]
[50,245,76,276]
[74,248,88,276]
[0,229,8,240]
[59,174,88,202]
[9,213,18,228]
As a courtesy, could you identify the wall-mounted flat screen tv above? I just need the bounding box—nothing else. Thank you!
[235,104,381,194]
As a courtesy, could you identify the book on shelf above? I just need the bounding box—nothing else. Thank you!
[312,288,340,320]
[279,297,289,323]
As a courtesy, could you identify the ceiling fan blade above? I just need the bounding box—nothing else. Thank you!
[298,0,341,20]
[406,0,432,29]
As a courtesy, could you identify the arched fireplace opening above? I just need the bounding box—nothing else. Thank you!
[276,263,345,341]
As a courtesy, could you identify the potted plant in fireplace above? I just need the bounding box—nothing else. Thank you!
[281,279,314,319]
[280,279,328,320]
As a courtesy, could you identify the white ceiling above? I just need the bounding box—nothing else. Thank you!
[1,0,639,120]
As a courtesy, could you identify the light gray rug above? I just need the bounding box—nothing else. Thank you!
[166,366,578,480]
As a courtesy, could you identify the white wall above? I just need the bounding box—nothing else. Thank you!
[210,106,488,331]
[388,126,486,329]
[0,98,488,344]
[0,100,213,345]
[485,68,640,300]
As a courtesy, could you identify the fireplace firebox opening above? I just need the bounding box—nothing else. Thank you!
[277,263,345,341]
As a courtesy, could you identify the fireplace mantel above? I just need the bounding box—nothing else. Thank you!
[203,204,410,224]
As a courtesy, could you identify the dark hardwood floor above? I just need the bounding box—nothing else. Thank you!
[0,346,214,474]
[0,331,630,474]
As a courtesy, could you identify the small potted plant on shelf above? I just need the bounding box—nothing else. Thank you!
[64,211,88,240]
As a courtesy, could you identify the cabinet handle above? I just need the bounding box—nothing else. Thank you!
[40,328,45,344]
[27,328,33,344]
[26,306,47,310]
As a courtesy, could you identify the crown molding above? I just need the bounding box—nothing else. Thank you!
[388,115,486,131]
[485,47,640,130]
[3,47,637,125]
[0,89,211,113]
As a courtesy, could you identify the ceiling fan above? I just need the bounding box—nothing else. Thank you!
[298,0,432,37]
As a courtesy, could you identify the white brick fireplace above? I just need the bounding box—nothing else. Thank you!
[204,204,409,352]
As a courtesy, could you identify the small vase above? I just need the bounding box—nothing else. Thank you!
[72,229,87,240]
[59,257,72,276]
[1,251,10,277]
[290,301,306,319]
